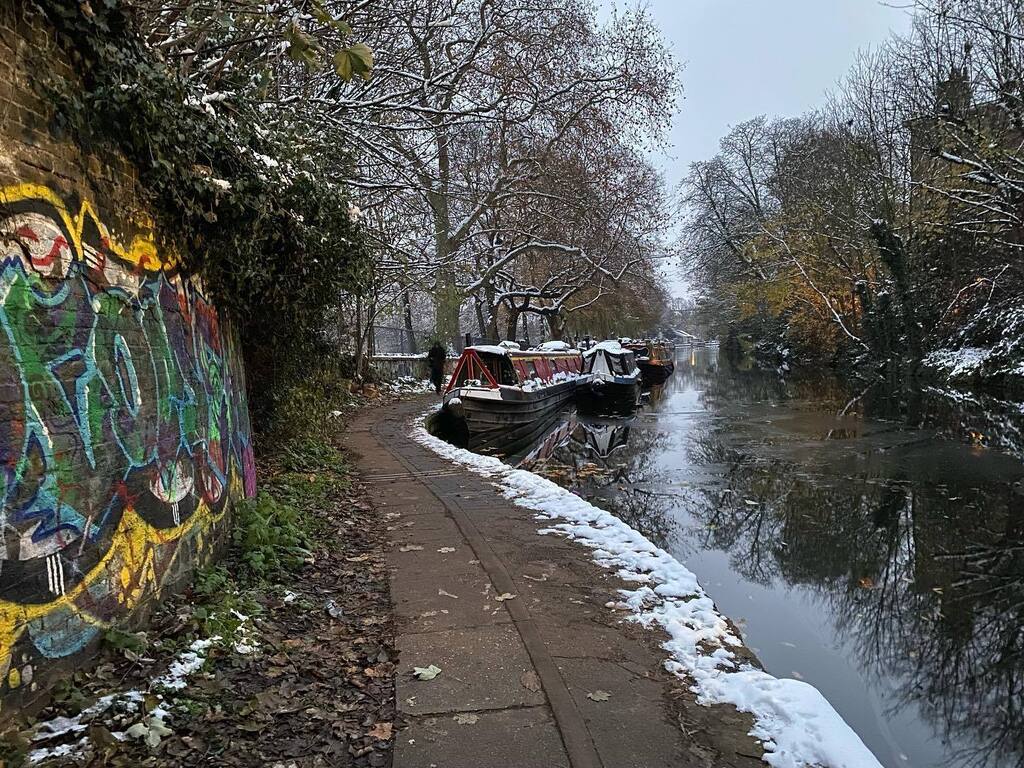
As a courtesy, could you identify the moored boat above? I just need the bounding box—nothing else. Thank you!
[577,340,641,414]
[623,339,675,384]
[440,344,584,449]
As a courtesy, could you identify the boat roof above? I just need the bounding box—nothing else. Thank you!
[467,344,511,356]
[583,340,629,357]
[466,344,580,358]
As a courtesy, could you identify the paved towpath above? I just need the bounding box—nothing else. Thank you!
[345,398,763,768]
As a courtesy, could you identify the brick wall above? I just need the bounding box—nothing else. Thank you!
[0,4,255,716]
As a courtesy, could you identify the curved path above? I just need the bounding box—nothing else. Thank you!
[346,398,763,768]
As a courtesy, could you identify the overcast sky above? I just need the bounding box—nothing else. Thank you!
[641,0,913,184]
[611,0,914,296]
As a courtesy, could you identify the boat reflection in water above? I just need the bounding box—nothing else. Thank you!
[574,419,632,462]
[439,343,1024,768]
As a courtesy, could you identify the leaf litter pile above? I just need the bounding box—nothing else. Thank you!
[6,438,395,768]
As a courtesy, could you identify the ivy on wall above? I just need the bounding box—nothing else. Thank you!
[27,0,370,431]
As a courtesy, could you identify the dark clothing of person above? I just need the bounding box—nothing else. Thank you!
[427,343,446,394]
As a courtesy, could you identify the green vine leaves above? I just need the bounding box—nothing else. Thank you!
[284,2,375,82]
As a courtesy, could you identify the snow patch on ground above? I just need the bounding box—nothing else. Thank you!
[413,419,882,768]
[153,637,220,691]
[26,622,249,764]
[384,376,435,395]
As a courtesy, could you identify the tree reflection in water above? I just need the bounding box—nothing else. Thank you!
[494,348,1024,768]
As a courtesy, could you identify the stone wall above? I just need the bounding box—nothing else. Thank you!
[0,4,255,714]
[369,355,457,381]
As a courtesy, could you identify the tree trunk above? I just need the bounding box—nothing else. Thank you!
[431,122,462,341]
[486,309,499,343]
[505,306,520,341]
[547,313,565,340]
[353,293,364,383]
[870,220,921,364]
[403,290,417,354]
[484,251,499,341]
[474,295,487,339]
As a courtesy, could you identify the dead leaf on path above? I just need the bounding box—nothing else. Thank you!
[413,664,442,681]
[368,722,393,740]
[438,589,459,599]
[453,713,478,724]
[858,577,875,589]
[494,593,516,602]
[520,671,541,692]
[437,547,456,553]
[399,544,424,552]
[346,554,369,562]
[125,717,173,748]
[587,690,611,702]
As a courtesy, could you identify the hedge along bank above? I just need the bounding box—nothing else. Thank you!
[0,8,254,715]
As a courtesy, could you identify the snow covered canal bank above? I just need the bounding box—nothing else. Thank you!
[415,414,881,768]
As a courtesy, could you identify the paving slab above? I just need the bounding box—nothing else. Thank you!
[555,656,691,768]
[388,514,464,544]
[399,708,569,768]
[397,624,545,715]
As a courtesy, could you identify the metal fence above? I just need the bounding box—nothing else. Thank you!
[369,325,432,355]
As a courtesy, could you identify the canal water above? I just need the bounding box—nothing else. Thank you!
[477,347,1024,768]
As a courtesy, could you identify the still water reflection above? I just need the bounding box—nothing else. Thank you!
[486,347,1024,768]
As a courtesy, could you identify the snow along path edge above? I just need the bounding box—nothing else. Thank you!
[413,416,882,768]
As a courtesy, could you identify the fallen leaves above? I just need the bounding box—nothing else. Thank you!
[437,547,457,553]
[587,690,611,702]
[412,664,442,681]
[125,716,173,749]
[494,593,517,602]
[37,454,400,768]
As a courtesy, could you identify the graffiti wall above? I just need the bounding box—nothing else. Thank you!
[0,182,255,705]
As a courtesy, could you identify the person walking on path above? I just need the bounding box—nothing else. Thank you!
[427,341,446,394]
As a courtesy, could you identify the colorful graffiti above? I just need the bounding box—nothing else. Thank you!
[0,183,255,696]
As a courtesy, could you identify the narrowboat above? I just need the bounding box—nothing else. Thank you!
[577,340,641,414]
[439,345,584,449]
[624,340,675,384]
